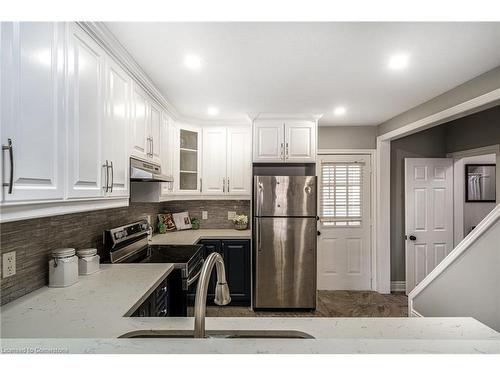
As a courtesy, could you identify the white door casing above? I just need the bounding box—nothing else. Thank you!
[284,121,316,162]
[227,127,252,195]
[66,24,105,199]
[317,154,372,290]
[1,22,65,202]
[202,127,227,194]
[405,158,454,294]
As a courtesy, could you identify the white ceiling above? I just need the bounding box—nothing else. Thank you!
[106,22,500,126]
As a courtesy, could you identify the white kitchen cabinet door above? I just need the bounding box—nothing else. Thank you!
[202,127,227,194]
[227,127,252,195]
[66,24,105,199]
[1,22,65,202]
[103,57,130,197]
[150,101,162,164]
[253,121,284,162]
[284,121,316,162]
[130,83,149,160]
[160,113,174,196]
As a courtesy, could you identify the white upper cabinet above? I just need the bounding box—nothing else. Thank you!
[1,22,66,203]
[160,113,174,196]
[66,24,105,199]
[227,127,252,195]
[103,56,130,197]
[130,83,149,159]
[149,101,162,164]
[253,121,284,162]
[253,119,316,163]
[176,124,201,194]
[284,121,316,162]
[202,127,227,194]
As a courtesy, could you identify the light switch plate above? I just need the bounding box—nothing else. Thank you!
[202,211,208,220]
[227,211,236,220]
[2,251,16,278]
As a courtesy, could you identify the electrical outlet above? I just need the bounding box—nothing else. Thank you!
[202,211,208,220]
[227,211,236,220]
[2,251,16,278]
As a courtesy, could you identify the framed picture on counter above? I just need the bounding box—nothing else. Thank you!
[158,213,176,231]
[172,211,192,230]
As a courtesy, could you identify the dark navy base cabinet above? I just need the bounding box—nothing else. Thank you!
[188,239,251,306]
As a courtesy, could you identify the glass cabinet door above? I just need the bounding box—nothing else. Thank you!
[179,129,199,191]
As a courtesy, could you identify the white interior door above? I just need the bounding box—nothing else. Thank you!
[317,154,372,290]
[405,158,454,294]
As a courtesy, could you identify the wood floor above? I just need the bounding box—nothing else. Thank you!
[190,291,408,318]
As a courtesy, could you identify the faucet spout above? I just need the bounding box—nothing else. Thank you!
[194,252,231,338]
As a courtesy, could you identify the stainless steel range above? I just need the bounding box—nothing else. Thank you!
[102,220,204,316]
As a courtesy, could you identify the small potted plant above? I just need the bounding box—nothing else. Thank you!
[191,217,200,230]
[233,214,248,230]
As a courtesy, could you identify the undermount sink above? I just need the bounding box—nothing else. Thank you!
[119,329,314,339]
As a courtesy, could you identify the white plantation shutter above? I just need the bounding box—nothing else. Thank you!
[320,161,364,226]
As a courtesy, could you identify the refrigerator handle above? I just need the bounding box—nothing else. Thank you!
[255,220,261,252]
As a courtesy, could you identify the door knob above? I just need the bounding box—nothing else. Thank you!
[317,231,321,236]
[408,235,417,241]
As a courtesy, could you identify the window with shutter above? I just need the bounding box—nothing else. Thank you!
[320,162,363,227]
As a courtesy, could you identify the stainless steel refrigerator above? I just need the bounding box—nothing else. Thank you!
[253,175,317,309]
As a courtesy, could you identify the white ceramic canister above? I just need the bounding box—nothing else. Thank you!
[76,248,100,275]
[48,248,79,287]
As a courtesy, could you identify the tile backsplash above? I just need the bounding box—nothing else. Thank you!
[0,200,250,305]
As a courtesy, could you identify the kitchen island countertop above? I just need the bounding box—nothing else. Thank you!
[1,259,499,354]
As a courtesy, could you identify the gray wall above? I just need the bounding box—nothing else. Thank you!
[390,126,448,282]
[445,105,500,153]
[0,200,250,305]
[378,66,500,136]
[318,126,377,149]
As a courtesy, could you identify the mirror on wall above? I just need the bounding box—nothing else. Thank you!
[465,164,496,202]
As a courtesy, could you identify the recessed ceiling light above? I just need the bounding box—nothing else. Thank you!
[184,54,202,70]
[388,53,409,70]
[333,106,346,116]
[207,106,219,116]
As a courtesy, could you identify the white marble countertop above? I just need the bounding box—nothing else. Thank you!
[150,228,251,245]
[2,261,499,353]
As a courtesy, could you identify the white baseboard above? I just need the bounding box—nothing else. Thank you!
[391,281,406,292]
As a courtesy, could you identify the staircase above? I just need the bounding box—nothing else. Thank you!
[408,204,500,332]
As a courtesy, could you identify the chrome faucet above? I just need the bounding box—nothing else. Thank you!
[194,252,231,338]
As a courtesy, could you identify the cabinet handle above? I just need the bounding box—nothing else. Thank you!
[200,178,202,192]
[286,142,289,159]
[102,160,109,192]
[280,143,284,160]
[227,178,230,193]
[223,178,225,193]
[109,161,114,193]
[2,138,14,194]
[150,137,154,157]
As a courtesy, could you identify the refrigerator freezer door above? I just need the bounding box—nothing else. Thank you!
[254,176,317,217]
[254,217,317,308]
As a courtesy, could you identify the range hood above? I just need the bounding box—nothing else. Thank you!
[130,157,173,182]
